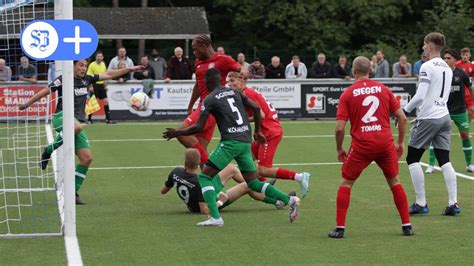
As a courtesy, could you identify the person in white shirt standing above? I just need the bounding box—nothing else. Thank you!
[403,32,460,216]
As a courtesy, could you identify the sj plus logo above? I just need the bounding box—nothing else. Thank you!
[306,94,326,114]
[20,20,98,60]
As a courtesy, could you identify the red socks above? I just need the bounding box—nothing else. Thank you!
[391,184,411,225]
[275,168,296,180]
[336,186,351,227]
[192,143,208,164]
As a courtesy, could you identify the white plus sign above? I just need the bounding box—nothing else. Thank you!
[63,26,92,55]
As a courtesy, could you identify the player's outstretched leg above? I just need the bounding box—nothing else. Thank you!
[246,178,300,223]
[197,173,223,227]
[40,133,63,170]
[263,167,311,197]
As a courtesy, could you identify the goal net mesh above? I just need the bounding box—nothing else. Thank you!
[0,0,63,237]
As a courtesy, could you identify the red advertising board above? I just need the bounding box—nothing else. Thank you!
[0,86,56,118]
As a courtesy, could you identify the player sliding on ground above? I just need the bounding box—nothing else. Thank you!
[161,148,293,213]
[227,71,311,197]
[163,68,300,227]
[329,56,413,238]
[174,34,240,166]
[19,59,142,204]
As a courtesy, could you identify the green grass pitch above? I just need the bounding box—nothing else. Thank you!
[0,120,473,265]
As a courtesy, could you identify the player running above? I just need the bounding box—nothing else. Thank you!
[328,56,413,238]
[227,71,310,197]
[174,34,240,166]
[19,59,142,204]
[403,32,460,216]
[163,68,300,227]
[425,48,474,174]
[161,149,290,213]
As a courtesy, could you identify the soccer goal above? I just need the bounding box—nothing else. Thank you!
[0,1,80,263]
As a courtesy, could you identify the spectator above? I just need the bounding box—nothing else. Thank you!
[216,46,225,55]
[266,56,285,79]
[370,54,378,78]
[285,55,307,79]
[375,50,389,78]
[332,55,351,80]
[108,47,134,72]
[311,53,332,78]
[413,53,428,79]
[392,55,412,78]
[113,60,131,83]
[456,47,474,78]
[237,53,249,72]
[149,48,167,80]
[248,58,266,79]
[17,56,37,83]
[134,55,156,80]
[165,46,193,82]
[0,58,12,82]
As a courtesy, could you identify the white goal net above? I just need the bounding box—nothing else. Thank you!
[0,0,64,238]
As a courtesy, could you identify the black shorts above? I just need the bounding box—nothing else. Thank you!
[92,83,107,99]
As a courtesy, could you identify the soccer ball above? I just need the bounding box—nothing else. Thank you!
[129,92,150,111]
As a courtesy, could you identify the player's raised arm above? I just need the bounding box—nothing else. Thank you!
[163,110,209,140]
[98,65,144,81]
[18,87,50,110]
[393,108,407,158]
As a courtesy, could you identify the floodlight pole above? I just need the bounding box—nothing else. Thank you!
[61,0,76,239]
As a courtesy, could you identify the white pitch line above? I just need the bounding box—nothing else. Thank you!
[419,162,474,181]
[89,135,338,142]
[90,161,474,181]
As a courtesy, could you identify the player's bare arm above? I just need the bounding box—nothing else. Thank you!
[199,202,210,215]
[335,120,347,162]
[98,65,144,81]
[393,108,407,158]
[242,97,266,144]
[18,87,50,110]
[187,83,200,114]
[163,111,209,140]
[160,185,171,194]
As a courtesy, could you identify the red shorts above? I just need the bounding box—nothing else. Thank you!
[184,108,216,142]
[465,88,474,107]
[341,144,399,180]
[251,133,282,167]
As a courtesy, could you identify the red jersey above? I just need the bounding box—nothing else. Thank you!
[242,87,282,137]
[456,60,474,77]
[337,79,400,151]
[194,53,240,102]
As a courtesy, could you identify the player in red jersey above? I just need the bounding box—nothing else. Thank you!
[175,35,241,164]
[227,71,310,197]
[455,48,474,120]
[328,56,413,238]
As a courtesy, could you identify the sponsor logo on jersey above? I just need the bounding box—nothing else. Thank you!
[227,125,249,133]
[215,89,235,99]
[74,87,88,96]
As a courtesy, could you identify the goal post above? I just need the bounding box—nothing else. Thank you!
[0,0,82,264]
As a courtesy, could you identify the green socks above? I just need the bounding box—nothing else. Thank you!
[428,146,436,166]
[75,164,88,192]
[197,173,220,219]
[46,133,63,154]
[263,196,277,204]
[247,179,290,204]
[462,138,472,166]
